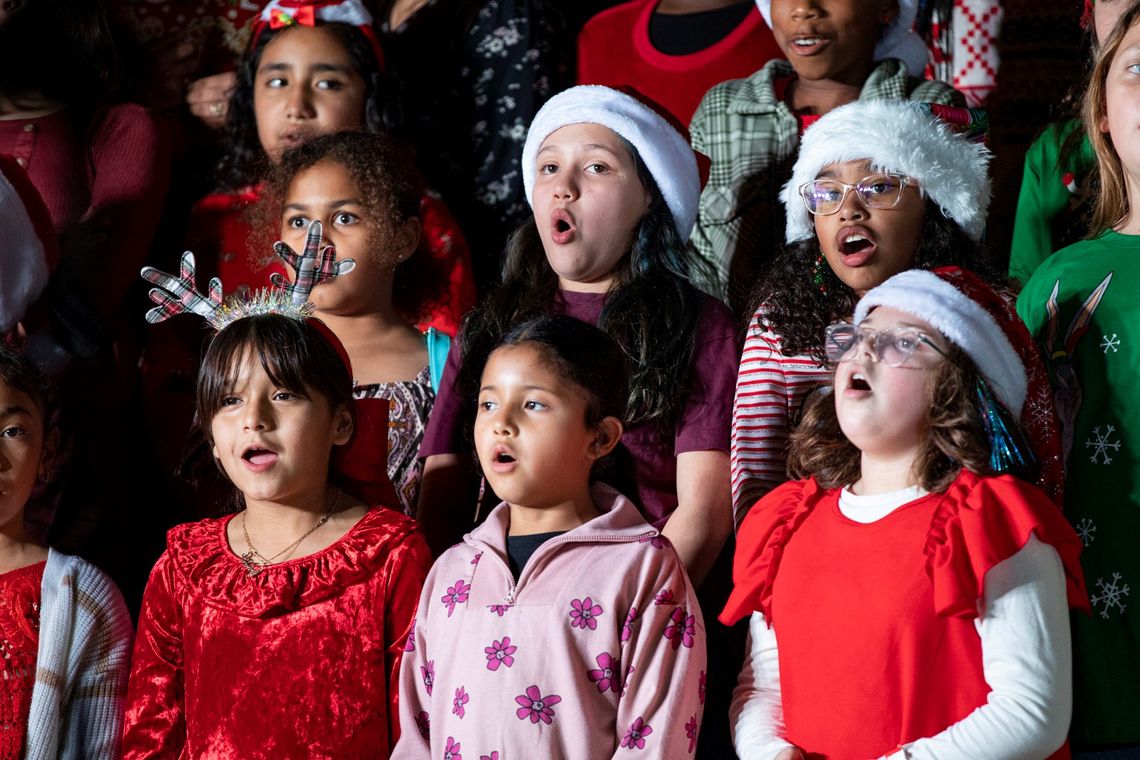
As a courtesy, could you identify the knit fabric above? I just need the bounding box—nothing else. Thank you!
[25,550,133,760]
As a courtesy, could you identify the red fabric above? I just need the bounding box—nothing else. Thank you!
[720,472,1085,758]
[772,76,821,134]
[0,104,169,320]
[190,186,475,336]
[0,561,44,760]
[576,0,781,126]
[122,507,431,758]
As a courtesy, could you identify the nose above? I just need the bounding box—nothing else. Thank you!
[551,173,578,202]
[286,85,315,120]
[492,408,518,437]
[242,396,273,431]
[789,0,821,20]
[850,330,880,364]
[837,185,868,221]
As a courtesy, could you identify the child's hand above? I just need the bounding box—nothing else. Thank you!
[186,72,237,129]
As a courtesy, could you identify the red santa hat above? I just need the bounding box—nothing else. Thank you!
[0,155,56,335]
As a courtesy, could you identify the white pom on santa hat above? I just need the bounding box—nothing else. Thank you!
[853,268,1027,416]
[521,85,701,239]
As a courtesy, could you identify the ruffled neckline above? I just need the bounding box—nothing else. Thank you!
[166,506,419,618]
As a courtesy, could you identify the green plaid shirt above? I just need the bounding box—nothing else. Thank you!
[690,59,964,307]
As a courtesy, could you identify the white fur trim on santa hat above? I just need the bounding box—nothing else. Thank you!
[853,269,1026,415]
[259,0,373,26]
[754,0,928,76]
[781,99,991,243]
[0,168,50,334]
[521,85,700,238]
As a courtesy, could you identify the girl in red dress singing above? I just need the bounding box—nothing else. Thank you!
[721,267,1089,760]
[122,248,432,757]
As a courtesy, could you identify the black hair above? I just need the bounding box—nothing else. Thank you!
[484,315,636,491]
[263,131,447,322]
[196,314,354,443]
[0,0,126,109]
[457,141,714,434]
[214,23,396,192]
[751,199,1002,363]
[0,347,56,430]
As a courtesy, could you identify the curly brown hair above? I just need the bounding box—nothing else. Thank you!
[259,131,447,322]
[787,345,997,493]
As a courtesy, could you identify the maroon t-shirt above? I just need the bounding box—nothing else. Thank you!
[419,289,740,528]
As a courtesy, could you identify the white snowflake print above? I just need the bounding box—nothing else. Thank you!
[1090,572,1130,619]
[1101,333,1120,353]
[1075,517,1097,547]
[1085,425,1122,465]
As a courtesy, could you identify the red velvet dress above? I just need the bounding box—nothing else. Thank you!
[722,471,1088,759]
[122,508,432,759]
[0,562,44,760]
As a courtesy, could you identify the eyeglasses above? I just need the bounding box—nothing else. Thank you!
[824,323,949,367]
[798,173,916,216]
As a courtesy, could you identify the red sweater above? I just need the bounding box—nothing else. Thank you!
[576,0,781,126]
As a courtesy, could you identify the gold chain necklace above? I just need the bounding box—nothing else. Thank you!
[239,490,339,578]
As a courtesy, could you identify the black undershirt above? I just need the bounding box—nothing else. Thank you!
[506,531,566,580]
[648,1,752,56]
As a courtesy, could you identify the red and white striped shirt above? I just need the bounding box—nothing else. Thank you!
[731,307,831,526]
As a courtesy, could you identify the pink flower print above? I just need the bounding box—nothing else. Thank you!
[639,533,665,549]
[621,607,638,642]
[471,551,483,565]
[685,715,699,753]
[416,710,430,740]
[653,588,675,606]
[444,736,462,760]
[514,685,562,724]
[663,607,696,650]
[698,670,707,705]
[442,579,471,617]
[621,717,653,750]
[484,636,517,671]
[489,605,509,617]
[421,660,435,695]
[586,651,621,693]
[569,597,603,630]
[404,620,416,652]
[453,686,470,718]
[480,754,499,760]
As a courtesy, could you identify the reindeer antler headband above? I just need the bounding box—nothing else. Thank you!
[141,220,355,330]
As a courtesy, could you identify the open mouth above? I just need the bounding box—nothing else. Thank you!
[242,447,278,466]
[793,37,824,47]
[839,234,874,256]
[495,450,516,464]
[848,372,871,392]
[550,209,576,243]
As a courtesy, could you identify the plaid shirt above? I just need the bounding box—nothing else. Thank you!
[690,59,964,309]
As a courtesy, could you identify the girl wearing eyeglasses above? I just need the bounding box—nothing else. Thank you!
[730,99,1033,528]
[723,267,1088,760]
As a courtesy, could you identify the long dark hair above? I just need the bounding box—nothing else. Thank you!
[457,143,713,433]
[0,0,126,109]
[214,23,396,192]
[752,200,1000,363]
[262,131,446,322]
[487,316,634,491]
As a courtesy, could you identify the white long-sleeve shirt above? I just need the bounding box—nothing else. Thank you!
[730,486,1073,760]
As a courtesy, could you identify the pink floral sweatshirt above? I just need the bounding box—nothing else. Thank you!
[392,484,707,759]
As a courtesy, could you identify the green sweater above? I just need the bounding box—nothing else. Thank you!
[1017,230,1140,744]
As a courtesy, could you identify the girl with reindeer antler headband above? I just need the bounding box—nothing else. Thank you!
[121,221,431,758]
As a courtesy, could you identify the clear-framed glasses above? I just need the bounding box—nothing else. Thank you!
[798,173,916,216]
[823,323,949,367]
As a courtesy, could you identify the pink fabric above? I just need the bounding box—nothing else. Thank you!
[576,0,780,126]
[392,484,707,759]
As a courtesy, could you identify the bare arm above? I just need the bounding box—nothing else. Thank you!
[661,449,732,587]
[415,453,479,557]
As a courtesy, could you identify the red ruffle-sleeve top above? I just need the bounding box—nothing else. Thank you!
[122,507,432,759]
[721,470,1087,760]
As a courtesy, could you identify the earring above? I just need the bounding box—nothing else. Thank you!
[811,253,829,294]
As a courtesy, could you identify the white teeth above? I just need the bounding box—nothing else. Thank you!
[844,235,868,244]
[853,373,866,381]
[793,38,822,46]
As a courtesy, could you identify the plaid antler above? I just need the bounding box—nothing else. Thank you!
[269,220,355,306]
[141,252,224,325]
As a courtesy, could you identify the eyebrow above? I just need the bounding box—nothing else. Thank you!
[537,143,622,158]
[478,384,557,394]
[283,199,361,212]
[0,405,33,417]
[258,62,352,74]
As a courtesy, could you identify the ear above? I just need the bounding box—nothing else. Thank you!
[393,217,422,264]
[588,416,624,460]
[332,403,355,447]
[1100,112,1111,134]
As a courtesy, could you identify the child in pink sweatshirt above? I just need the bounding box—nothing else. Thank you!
[393,315,706,759]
